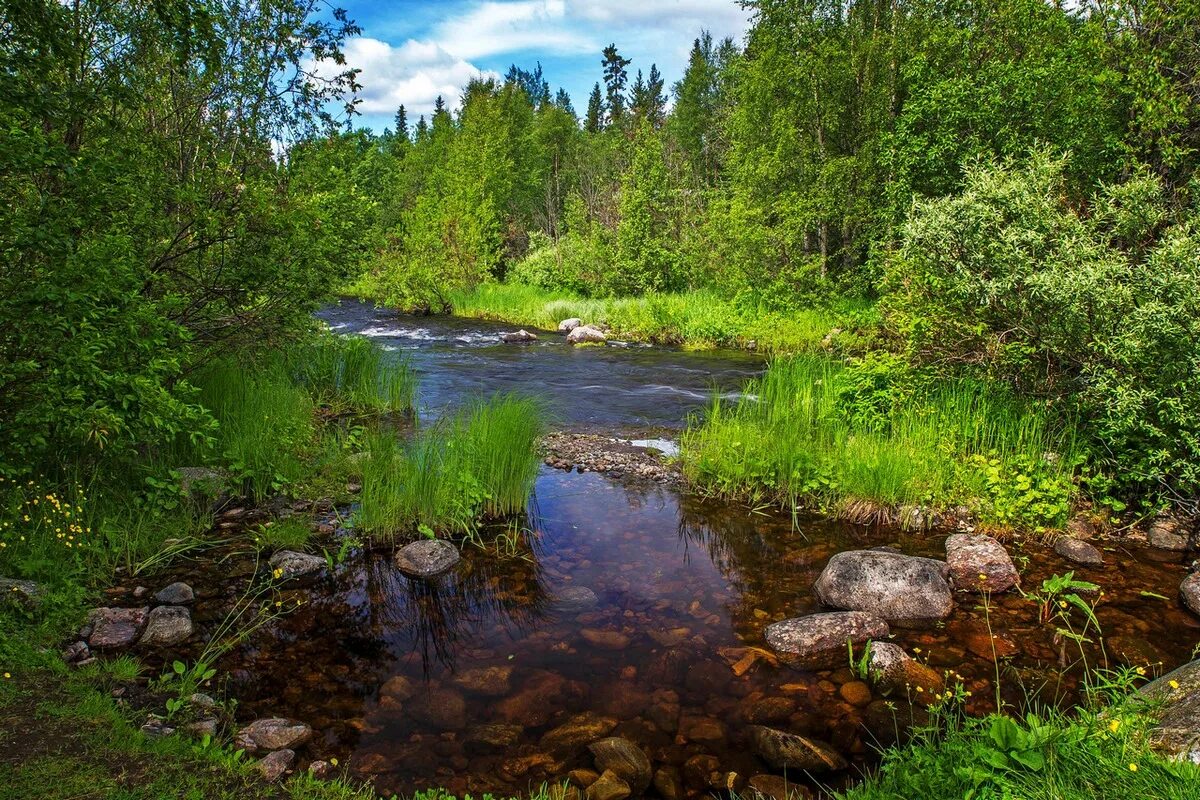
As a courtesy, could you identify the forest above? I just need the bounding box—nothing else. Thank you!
[2,0,1200,799]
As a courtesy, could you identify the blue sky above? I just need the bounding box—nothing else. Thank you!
[327,1,751,132]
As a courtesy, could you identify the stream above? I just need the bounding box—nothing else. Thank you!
[159,300,1199,798]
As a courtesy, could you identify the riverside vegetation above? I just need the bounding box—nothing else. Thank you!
[3,0,1200,799]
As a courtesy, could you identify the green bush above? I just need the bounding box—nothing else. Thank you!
[885,152,1200,505]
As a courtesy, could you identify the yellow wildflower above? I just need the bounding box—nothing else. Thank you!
[1108,719,1120,733]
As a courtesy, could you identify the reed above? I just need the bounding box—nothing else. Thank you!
[292,334,416,415]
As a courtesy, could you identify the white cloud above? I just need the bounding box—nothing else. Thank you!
[433,0,592,60]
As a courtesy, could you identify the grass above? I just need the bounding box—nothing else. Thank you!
[439,282,877,353]
[252,517,314,552]
[292,334,416,415]
[681,357,1080,528]
[355,393,545,539]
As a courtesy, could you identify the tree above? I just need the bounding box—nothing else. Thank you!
[554,88,576,117]
[394,104,409,143]
[601,44,632,125]
[585,82,605,133]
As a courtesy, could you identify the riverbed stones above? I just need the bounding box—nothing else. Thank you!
[502,329,539,343]
[1136,656,1200,762]
[748,774,813,800]
[393,539,460,578]
[1181,572,1200,616]
[85,607,148,650]
[408,688,468,730]
[746,725,848,772]
[255,748,295,782]
[540,712,618,751]
[0,578,42,609]
[452,665,514,696]
[268,550,325,581]
[867,642,945,704]
[813,550,954,619]
[235,718,314,754]
[567,325,608,345]
[589,737,652,793]
[945,534,1019,592]
[555,585,599,612]
[153,581,194,605]
[764,612,890,670]
[1053,536,1104,567]
[581,628,630,650]
[585,770,631,800]
[1149,517,1191,551]
[139,605,193,647]
[558,318,583,333]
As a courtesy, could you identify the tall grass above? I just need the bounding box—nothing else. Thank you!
[442,282,874,353]
[682,357,1079,528]
[356,394,546,539]
[291,334,416,415]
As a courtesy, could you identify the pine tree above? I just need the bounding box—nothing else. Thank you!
[554,88,576,117]
[415,115,429,142]
[601,44,631,125]
[585,82,605,133]
[394,104,409,143]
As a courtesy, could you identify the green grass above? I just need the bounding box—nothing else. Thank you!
[682,357,1080,528]
[252,517,314,552]
[292,334,416,415]
[438,282,876,353]
[356,393,545,539]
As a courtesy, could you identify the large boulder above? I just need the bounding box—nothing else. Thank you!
[268,550,325,581]
[394,539,460,578]
[558,318,583,333]
[567,326,608,345]
[139,605,193,647]
[746,725,848,772]
[1054,536,1104,567]
[813,550,954,619]
[1181,572,1200,617]
[1135,657,1200,762]
[85,607,148,650]
[235,718,313,754]
[945,534,1019,592]
[764,612,889,670]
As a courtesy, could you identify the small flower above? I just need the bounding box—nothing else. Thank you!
[978,573,988,581]
[1109,719,1121,733]
[330,758,338,766]
[1170,680,1180,689]
[1136,666,1146,676]
[2,672,9,679]
[1129,763,1138,772]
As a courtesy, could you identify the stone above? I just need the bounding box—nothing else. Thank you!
[308,760,333,779]
[0,578,42,609]
[1136,657,1200,763]
[235,718,314,754]
[813,550,954,620]
[749,774,813,800]
[866,642,945,705]
[1109,635,1170,670]
[452,665,514,696]
[682,755,720,789]
[465,723,524,750]
[764,612,890,670]
[678,715,725,743]
[154,581,194,605]
[652,765,684,800]
[580,628,630,650]
[558,318,583,333]
[407,688,467,730]
[945,534,1019,593]
[746,726,848,772]
[61,640,90,665]
[1183,573,1200,617]
[555,585,599,612]
[567,326,608,345]
[568,768,601,787]
[589,737,652,794]
[741,695,796,725]
[190,692,217,710]
[1149,517,1190,551]
[86,607,148,650]
[255,748,295,782]
[839,680,872,707]
[540,712,618,751]
[268,550,325,581]
[502,329,539,343]
[1053,536,1104,567]
[139,605,193,647]
[380,674,415,701]
[186,718,219,738]
[548,786,584,800]
[140,715,176,738]
[393,539,460,578]
[177,467,228,507]
[585,770,631,800]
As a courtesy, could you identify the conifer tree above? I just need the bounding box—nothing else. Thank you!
[601,44,631,125]
[394,104,409,143]
[585,82,605,133]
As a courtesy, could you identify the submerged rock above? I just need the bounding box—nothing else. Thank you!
[139,605,193,647]
[452,665,514,696]
[465,723,524,751]
[558,318,583,333]
[589,737,652,793]
[86,607,148,650]
[1053,536,1104,567]
[945,534,1019,592]
[407,688,468,730]
[540,712,618,752]
[268,550,325,581]
[764,612,889,670]
[748,774,813,800]
[153,581,194,605]
[1181,572,1200,617]
[235,718,314,754]
[1136,657,1200,762]
[585,770,631,800]
[555,585,599,612]
[814,550,953,619]
[394,539,460,578]
[567,326,608,345]
[502,329,539,343]
[746,725,848,772]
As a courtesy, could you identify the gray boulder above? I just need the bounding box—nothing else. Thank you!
[558,318,583,333]
[139,605,193,647]
[268,550,325,581]
[764,612,889,670]
[1182,573,1200,617]
[235,718,314,754]
[813,550,954,619]
[567,325,608,345]
[945,534,1019,592]
[1136,657,1200,763]
[255,748,295,781]
[501,329,538,343]
[1054,536,1104,567]
[746,725,848,772]
[555,585,599,612]
[154,581,194,605]
[394,539,460,578]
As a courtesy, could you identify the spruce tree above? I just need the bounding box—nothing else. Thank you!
[585,82,605,133]
[394,104,409,143]
[600,44,631,125]
[554,88,576,117]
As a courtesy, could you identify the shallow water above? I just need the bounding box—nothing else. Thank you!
[161,301,1200,798]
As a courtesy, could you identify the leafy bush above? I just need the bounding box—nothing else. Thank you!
[885,152,1200,505]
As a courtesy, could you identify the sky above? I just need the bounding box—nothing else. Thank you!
[328,1,752,133]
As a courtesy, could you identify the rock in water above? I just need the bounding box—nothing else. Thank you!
[394,539,460,578]
[502,329,538,343]
[1181,572,1200,617]
[541,712,618,752]
[554,585,599,612]
[407,688,468,730]
[86,607,148,650]
[139,605,193,647]
[1054,536,1104,567]
[1149,517,1190,551]
[589,737,652,793]
[866,642,945,704]
[586,770,631,800]
[567,325,608,345]
[764,612,889,670]
[1137,656,1200,762]
[268,550,325,581]
[558,318,583,333]
[153,581,194,604]
[452,665,514,696]
[813,550,954,619]
[255,748,295,781]
[746,726,848,772]
[235,718,313,754]
[945,534,1019,592]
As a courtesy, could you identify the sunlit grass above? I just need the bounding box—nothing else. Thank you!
[291,334,415,415]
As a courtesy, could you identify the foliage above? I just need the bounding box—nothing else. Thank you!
[291,334,416,416]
